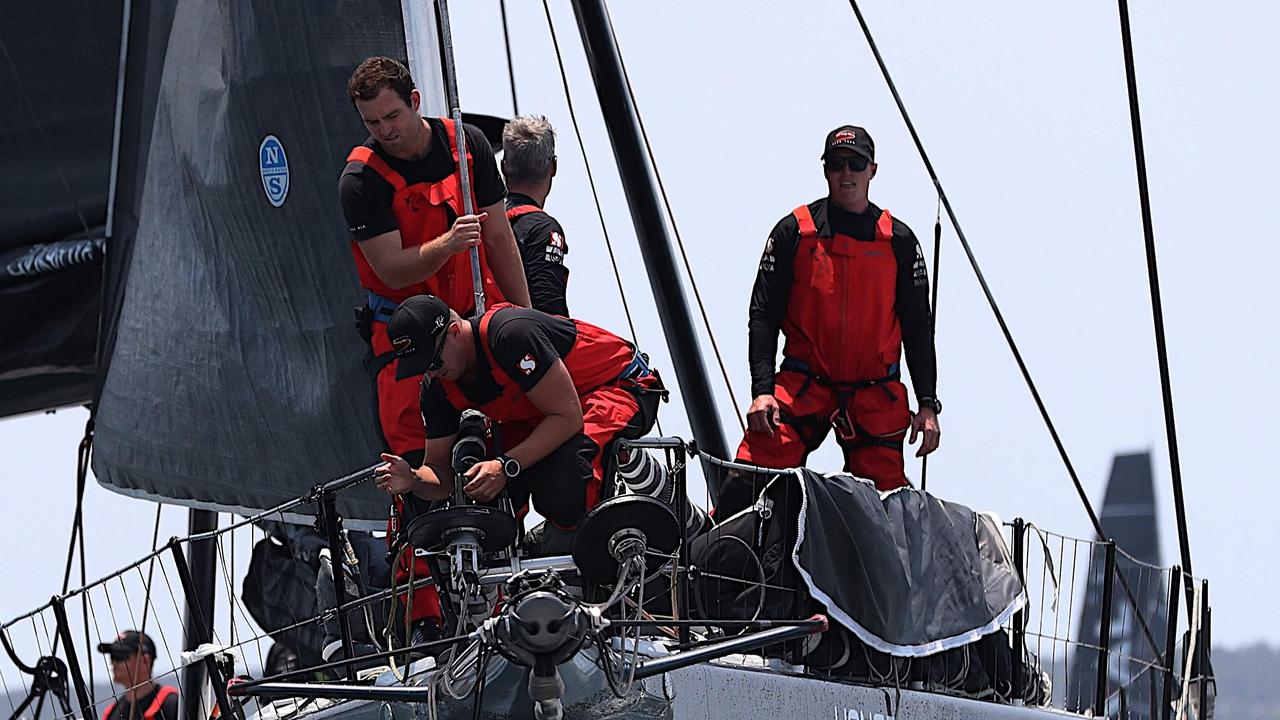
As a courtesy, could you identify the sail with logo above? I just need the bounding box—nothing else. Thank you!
[87,0,438,520]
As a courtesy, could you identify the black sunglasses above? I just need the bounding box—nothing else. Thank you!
[424,331,448,373]
[109,649,138,662]
[824,155,870,173]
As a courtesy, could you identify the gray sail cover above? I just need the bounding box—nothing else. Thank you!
[791,469,1025,656]
[92,0,414,521]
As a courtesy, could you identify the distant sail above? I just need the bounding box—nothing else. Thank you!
[1067,452,1168,718]
[92,0,429,521]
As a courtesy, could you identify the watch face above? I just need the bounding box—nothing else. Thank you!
[502,456,520,477]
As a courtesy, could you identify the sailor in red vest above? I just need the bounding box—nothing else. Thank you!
[339,56,532,464]
[502,115,570,316]
[720,125,941,516]
[97,631,178,720]
[373,295,665,553]
[341,58,531,633]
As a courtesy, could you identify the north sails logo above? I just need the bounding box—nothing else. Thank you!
[833,129,857,144]
[518,353,537,375]
[259,135,289,207]
[392,336,414,355]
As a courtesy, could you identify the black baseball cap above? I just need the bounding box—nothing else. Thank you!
[388,295,453,380]
[821,125,874,162]
[97,631,156,660]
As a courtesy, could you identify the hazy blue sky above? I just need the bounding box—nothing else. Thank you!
[2,0,1277,662]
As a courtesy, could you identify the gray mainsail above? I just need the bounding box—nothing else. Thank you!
[92,0,416,520]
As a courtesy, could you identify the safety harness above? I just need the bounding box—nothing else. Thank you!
[778,357,905,452]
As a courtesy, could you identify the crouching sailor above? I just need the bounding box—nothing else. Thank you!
[374,295,666,553]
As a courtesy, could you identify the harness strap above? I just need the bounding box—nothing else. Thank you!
[367,290,399,324]
[346,146,407,192]
[506,204,542,222]
[780,357,900,401]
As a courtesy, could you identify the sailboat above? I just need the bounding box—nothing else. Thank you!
[0,0,1218,719]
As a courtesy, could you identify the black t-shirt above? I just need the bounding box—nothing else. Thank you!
[338,118,506,241]
[506,192,570,316]
[421,308,578,438]
[747,198,937,401]
[104,686,178,720]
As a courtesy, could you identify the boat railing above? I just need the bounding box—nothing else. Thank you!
[1,448,1214,720]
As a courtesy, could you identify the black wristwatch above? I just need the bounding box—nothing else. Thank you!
[918,396,942,415]
[497,454,521,478]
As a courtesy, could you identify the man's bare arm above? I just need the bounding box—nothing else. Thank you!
[478,199,532,307]
[357,213,487,290]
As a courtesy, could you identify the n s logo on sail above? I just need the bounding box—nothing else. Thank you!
[259,135,289,207]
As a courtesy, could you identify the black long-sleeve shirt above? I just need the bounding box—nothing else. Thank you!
[506,193,569,316]
[747,198,937,403]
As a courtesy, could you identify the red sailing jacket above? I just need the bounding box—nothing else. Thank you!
[782,203,902,382]
[102,685,177,720]
[439,304,636,422]
[346,117,505,311]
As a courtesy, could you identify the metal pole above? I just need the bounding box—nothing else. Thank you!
[1161,566,1181,720]
[674,449,691,647]
[50,596,94,720]
[317,492,358,682]
[171,514,218,720]
[569,0,730,498]
[1010,518,1026,705]
[1196,580,1209,716]
[434,0,485,315]
[632,616,827,680]
[1115,0,1194,616]
[1094,541,1117,717]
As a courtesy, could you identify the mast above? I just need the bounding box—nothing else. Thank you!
[569,0,731,498]
[1115,0,1195,611]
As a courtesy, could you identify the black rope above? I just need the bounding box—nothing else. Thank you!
[538,0,660,436]
[498,0,518,115]
[598,2,746,433]
[921,198,942,492]
[842,0,1105,546]
[1114,0,1194,607]
[139,504,162,631]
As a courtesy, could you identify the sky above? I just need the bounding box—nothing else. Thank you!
[2,0,1278,678]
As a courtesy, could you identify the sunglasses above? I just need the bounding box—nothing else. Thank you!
[109,649,138,662]
[424,332,448,373]
[824,155,870,173]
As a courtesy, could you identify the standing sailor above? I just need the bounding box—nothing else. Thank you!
[502,115,570,316]
[720,125,940,516]
[339,56,531,635]
[339,56,531,462]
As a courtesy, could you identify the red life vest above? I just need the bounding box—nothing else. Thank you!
[346,117,505,311]
[439,304,635,422]
[781,203,901,382]
[102,685,177,720]
[505,204,542,223]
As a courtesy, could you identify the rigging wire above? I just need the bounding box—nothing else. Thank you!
[498,0,519,115]
[538,0,661,435]
[841,0,1102,548]
[598,2,747,433]
[843,0,1165,663]
[139,504,163,632]
[1114,0,1194,610]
